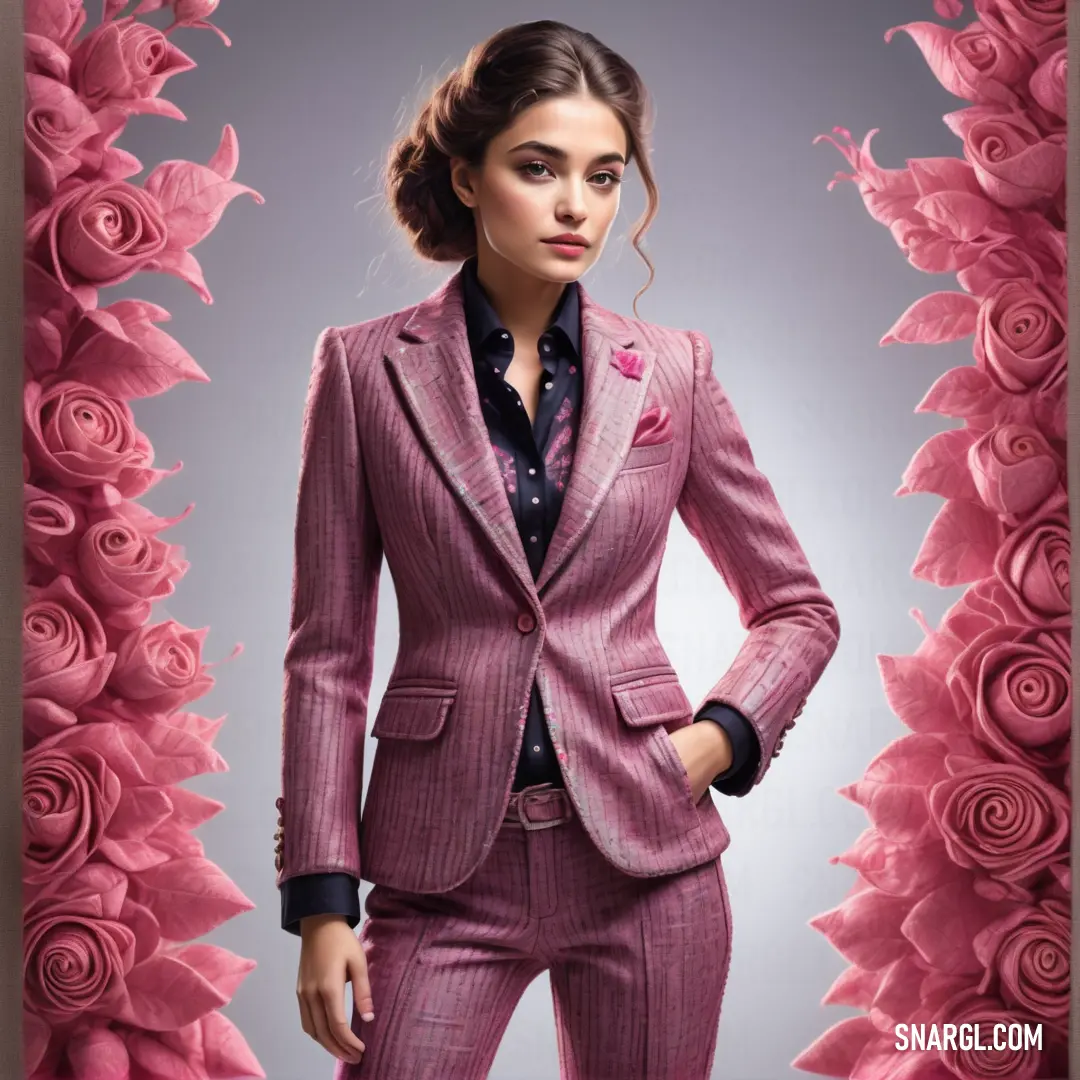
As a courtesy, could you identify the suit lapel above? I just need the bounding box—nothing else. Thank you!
[535,287,653,593]
[383,266,655,602]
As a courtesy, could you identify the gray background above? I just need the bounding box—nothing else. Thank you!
[104,1,973,1076]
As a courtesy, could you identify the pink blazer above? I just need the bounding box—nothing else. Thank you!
[275,266,840,895]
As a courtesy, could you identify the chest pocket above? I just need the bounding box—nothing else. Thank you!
[619,439,673,472]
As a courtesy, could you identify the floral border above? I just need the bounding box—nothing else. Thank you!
[21,2,265,1077]
[796,3,1069,1079]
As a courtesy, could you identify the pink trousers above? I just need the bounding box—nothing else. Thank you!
[337,782,733,1080]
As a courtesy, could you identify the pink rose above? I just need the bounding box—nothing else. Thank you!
[23,861,248,1065]
[77,508,189,627]
[886,20,1034,106]
[22,378,156,491]
[23,727,124,885]
[946,105,1066,208]
[934,985,1049,1080]
[1029,43,1066,120]
[974,897,1069,1022]
[24,483,78,579]
[69,16,195,108]
[957,236,1051,296]
[23,863,138,1025]
[947,22,1033,103]
[23,575,114,712]
[968,424,1062,518]
[973,280,1066,393]
[31,179,168,292]
[24,0,86,50]
[994,500,1070,625]
[940,576,1036,648]
[974,0,1066,50]
[109,619,214,714]
[929,761,1069,881]
[24,74,98,201]
[948,625,1070,769]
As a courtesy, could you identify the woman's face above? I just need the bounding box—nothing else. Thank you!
[450,92,629,285]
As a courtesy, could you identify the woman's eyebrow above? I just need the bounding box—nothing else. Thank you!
[507,139,625,166]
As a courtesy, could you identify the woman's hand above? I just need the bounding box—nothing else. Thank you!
[667,721,733,803]
[297,914,373,1064]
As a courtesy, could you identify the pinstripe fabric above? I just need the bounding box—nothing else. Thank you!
[276,264,840,897]
[334,789,732,1080]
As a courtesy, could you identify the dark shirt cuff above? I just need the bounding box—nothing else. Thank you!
[280,872,361,937]
[694,702,761,795]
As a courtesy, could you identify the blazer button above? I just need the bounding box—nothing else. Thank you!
[516,612,536,633]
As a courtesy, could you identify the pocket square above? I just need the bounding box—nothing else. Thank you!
[631,404,673,446]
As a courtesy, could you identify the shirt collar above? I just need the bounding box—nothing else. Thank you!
[461,255,581,361]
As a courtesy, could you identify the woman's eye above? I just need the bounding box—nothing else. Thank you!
[519,162,623,187]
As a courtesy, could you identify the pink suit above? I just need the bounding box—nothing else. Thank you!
[275,266,840,1077]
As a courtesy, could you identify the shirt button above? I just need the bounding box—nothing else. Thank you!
[528,468,536,475]
[529,535,537,542]
[531,496,539,504]
[533,745,541,752]
[544,382,553,390]
[543,343,551,352]
[517,612,536,633]
[501,332,509,339]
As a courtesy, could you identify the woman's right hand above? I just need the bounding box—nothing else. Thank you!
[297,914,374,1064]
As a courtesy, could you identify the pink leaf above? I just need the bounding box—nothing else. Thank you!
[198,1010,266,1080]
[897,428,979,501]
[141,248,213,304]
[134,855,254,940]
[790,1016,878,1078]
[109,96,188,122]
[144,126,263,249]
[912,499,1003,586]
[934,0,964,16]
[881,291,981,345]
[878,654,957,736]
[916,365,1001,419]
[914,191,999,241]
[206,122,239,180]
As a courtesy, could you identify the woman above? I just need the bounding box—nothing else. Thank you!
[274,18,840,1079]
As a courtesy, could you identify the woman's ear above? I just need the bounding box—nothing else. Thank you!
[448,157,477,208]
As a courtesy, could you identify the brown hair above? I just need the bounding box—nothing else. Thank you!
[384,20,659,317]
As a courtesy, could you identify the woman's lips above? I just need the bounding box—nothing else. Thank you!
[542,240,588,256]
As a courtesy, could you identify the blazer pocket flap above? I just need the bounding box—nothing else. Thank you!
[611,670,692,727]
[371,682,457,741]
[621,438,673,471]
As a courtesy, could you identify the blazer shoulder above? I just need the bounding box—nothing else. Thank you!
[324,303,417,375]
[619,311,696,354]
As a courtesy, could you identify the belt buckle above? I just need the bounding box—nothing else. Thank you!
[516,791,572,831]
